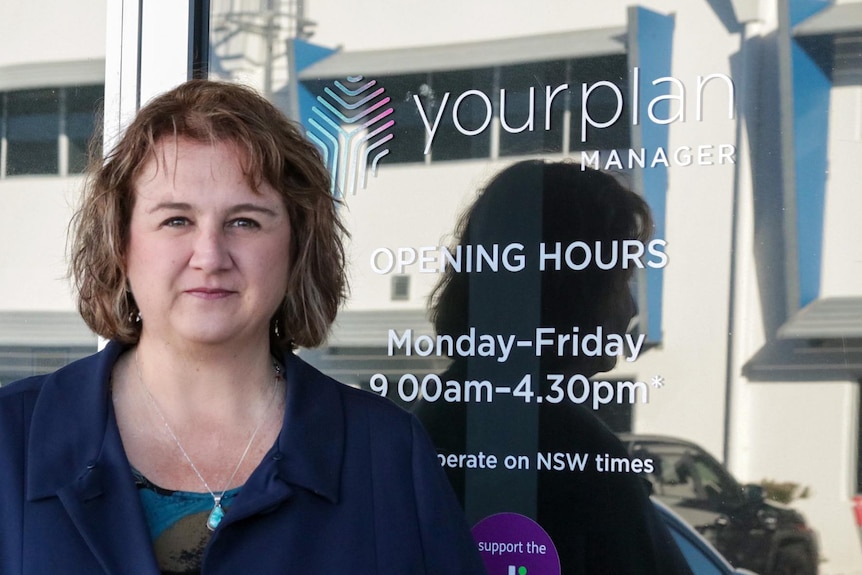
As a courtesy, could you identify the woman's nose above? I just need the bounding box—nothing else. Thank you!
[189,228,233,271]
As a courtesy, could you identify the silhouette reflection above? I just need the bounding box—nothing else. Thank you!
[416,160,691,574]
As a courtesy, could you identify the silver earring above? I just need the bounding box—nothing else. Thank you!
[274,318,282,339]
[129,311,141,324]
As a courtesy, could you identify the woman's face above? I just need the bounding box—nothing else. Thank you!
[125,137,291,349]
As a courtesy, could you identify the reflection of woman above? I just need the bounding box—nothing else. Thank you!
[417,160,691,574]
[0,80,485,574]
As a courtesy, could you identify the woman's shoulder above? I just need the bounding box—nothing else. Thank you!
[0,352,88,405]
[0,374,45,423]
[338,378,411,418]
[0,347,115,427]
[287,353,423,447]
[290,353,412,418]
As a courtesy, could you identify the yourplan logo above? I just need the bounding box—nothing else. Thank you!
[302,70,735,198]
[305,76,395,198]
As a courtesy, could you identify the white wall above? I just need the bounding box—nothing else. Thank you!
[0,0,106,67]
[0,177,83,312]
[821,83,862,297]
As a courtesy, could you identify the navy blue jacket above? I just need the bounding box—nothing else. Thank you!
[0,342,486,574]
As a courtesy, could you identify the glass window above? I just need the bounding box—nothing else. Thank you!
[0,346,93,387]
[391,275,410,301]
[66,85,103,174]
[1,85,103,178]
[198,3,862,572]
[6,88,59,176]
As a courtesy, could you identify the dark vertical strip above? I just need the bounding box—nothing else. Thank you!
[189,0,211,80]
[135,0,144,109]
[1,92,6,178]
[59,87,67,177]
[464,171,542,525]
[722,22,748,466]
[776,0,799,318]
[857,383,862,493]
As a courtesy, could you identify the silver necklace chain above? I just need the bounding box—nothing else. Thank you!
[134,350,281,530]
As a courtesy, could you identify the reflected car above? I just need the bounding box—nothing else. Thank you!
[619,434,818,575]
[655,497,758,575]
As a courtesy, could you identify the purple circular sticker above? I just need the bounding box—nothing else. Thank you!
[472,512,561,575]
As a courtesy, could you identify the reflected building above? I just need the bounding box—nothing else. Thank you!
[280,2,862,573]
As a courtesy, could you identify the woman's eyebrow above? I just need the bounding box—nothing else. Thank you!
[226,203,280,218]
[144,202,279,217]
[146,201,192,214]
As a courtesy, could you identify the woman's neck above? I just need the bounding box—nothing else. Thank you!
[112,334,287,493]
[129,333,282,427]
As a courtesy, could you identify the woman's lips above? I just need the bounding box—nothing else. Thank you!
[185,288,236,299]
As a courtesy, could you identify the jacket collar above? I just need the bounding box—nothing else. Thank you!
[271,349,345,503]
[26,340,125,501]
[25,340,345,504]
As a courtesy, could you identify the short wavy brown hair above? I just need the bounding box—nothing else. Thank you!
[70,79,347,349]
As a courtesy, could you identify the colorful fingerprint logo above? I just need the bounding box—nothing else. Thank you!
[306,76,395,198]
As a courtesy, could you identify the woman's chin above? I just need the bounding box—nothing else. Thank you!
[146,322,265,349]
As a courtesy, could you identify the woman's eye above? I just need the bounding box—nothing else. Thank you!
[162,216,189,227]
[229,218,260,229]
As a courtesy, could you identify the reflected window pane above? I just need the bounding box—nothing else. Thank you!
[429,68,493,162]
[499,60,566,156]
[569,55,630,152]
[376,73,428,164]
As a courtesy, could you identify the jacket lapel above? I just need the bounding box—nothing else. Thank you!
[272,352,345,502]
[217,351,345,528]
[26,342,160,575]
[55,442,160,574]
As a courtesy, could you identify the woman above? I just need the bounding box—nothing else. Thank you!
[0,80,485,574]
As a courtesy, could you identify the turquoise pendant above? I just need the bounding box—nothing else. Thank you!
[207,500,225,531]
